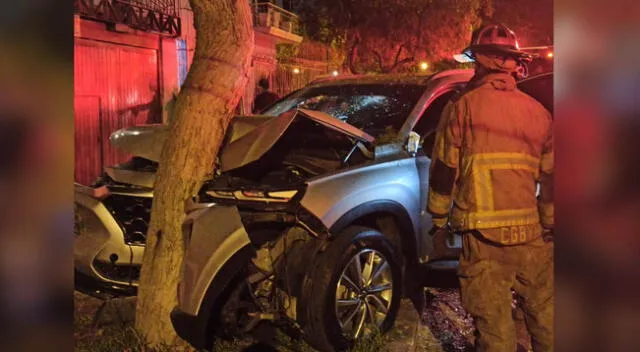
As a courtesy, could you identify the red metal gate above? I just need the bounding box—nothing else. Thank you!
[74,96,103,185]
[74,38,161,184]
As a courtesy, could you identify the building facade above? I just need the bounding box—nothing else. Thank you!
[74,0,325,185]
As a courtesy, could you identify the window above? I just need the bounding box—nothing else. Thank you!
[261,83,426,139]
[176,39,188,87]
[412,90,456,158]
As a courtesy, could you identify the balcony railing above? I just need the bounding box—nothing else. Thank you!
[75,0,181,37]
[253,2,301,37]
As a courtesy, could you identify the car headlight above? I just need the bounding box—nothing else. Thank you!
[205,189,299,203]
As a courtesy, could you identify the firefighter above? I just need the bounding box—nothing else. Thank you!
[427,24,554,351]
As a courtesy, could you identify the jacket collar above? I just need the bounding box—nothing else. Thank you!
[470,72,517,91]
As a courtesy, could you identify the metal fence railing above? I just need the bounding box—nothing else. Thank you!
[253,1,301,35]
[75,0,181,37]
[117,0,177,15]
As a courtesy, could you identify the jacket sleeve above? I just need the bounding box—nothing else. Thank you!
[538,119,554,229]
[427,99,465,227]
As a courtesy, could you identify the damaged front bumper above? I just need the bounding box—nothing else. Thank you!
[74,183,149,294]
[171,203,254,349]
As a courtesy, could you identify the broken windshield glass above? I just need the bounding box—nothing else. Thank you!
[261,83,426,138]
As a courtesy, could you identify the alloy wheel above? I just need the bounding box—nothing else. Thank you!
[334,249,393,339]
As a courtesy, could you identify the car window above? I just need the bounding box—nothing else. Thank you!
[518,74,553,113]
[261,84,426,139]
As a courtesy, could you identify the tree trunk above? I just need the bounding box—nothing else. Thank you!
[134,0,253,347]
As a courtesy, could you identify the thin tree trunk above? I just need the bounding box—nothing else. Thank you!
[134,0,253,347]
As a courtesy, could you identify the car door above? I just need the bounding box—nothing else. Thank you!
[411,88,463,264]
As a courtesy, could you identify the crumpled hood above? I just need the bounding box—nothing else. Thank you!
[108,110,372,178]
[219,109,375,172]
[109,116,273,162]
[109,124,169,162]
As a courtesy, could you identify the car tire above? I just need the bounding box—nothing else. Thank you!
[301,226,402,352]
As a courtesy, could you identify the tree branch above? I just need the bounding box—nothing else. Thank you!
[348,32,361,74]
[372,49,385,73]
[393,43,406,67]
[390,57,415,72]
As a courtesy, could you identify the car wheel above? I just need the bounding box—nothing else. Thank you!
[302,226,402,351]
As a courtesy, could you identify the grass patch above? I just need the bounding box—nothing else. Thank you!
[349,331,389,352]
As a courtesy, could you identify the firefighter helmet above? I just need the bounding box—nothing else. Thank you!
[454,24,532,63]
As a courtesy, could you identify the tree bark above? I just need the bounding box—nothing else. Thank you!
[134,0,253,347]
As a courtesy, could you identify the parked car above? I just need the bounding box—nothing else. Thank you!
[74,70,552,350]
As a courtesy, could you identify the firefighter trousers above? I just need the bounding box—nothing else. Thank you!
[458,231,554,352]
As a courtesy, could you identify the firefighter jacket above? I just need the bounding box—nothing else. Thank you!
[427,72,553,235]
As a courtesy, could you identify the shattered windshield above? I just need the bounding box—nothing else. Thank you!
[261,83,426,138]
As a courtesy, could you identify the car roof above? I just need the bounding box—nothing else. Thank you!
[307,69,474,88]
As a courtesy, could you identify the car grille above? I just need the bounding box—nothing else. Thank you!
[102,194,153,245]
[93,260,141,284]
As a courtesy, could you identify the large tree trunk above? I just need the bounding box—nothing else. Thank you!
[134,0,253,346]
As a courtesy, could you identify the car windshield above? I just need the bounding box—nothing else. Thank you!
[261,83,426,139]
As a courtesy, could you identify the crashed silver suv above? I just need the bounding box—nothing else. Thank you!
[169,70,486,351]
[74,70,552,350]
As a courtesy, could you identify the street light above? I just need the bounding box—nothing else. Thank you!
[332,70,339,76]
[546,52,554,58]
[293,67,300,74]
[419,61,429,71]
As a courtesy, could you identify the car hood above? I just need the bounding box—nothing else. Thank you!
[109,116,274,162]
[109,124,169,162]
[108,110,373,175]
[219,109,374,172]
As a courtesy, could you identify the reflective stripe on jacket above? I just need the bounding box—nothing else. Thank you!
[427,72,553,231]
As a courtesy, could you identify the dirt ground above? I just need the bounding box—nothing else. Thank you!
[75,280,532,352]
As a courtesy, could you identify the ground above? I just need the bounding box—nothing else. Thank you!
[75,273,532,352]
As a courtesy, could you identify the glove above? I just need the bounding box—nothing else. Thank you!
[542,228,554,243]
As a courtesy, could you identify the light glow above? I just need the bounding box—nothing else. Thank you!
[332,70,339,76]
[293,67,300,74]
[419,61,429,71]
[546,51,554,58]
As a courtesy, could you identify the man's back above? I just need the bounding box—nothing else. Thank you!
[432,72,553,233]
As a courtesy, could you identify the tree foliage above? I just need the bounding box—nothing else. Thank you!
[491,0,553,46]
[295,0,552,73]
[296,0,493,73]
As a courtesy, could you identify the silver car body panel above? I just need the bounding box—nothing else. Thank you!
[178,205,251,316]
[219,109,374,172]
[108,116,273,164]
[110,124,169,162]
[301,155,426,251]
[74,184,145,287]
[105,166,156,189]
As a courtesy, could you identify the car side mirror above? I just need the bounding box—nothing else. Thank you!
[406,131,421,156]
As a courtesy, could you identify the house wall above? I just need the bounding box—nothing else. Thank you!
[74,17,177,184]
[74,0,329,184]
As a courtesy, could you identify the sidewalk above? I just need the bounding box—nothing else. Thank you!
[387,297,446,352]
[387,288,531,352]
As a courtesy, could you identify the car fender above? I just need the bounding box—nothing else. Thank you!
[178,205,253,316]
[301,158,422,242]
[329,199,418,261]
